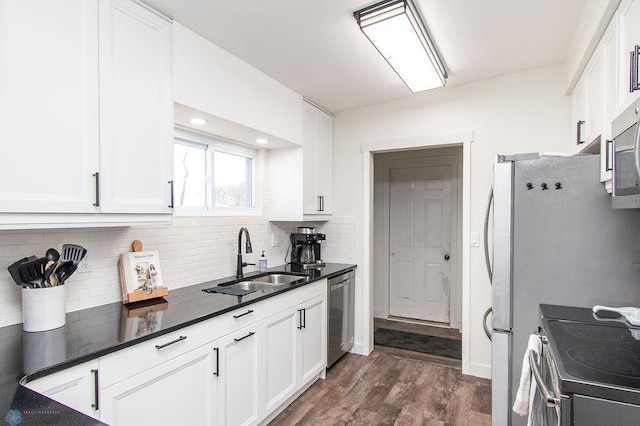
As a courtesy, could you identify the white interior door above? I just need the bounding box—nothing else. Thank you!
[388,161,453,323]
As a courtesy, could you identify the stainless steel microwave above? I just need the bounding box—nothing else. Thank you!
[612,98,640,208]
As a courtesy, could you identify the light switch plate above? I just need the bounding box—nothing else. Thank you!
[470,232,480,247]
[271,233,280,247]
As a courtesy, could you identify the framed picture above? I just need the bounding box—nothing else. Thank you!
[119,251,168,304]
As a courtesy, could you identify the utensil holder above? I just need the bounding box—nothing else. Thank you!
[22,286,66,332]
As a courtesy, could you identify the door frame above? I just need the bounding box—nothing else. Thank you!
[374,147,462,328]
[360,131,473,375]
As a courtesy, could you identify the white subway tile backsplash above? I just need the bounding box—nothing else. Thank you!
[0,215,357,327]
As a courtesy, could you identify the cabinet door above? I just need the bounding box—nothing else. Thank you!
[217,325,262,426]
[99,343,215,426]
[618,0,640,111]
[315,110,333,215]
[24,360,99,420]
[585,48,603,145]
[303,102,333,215]
[0,0,100,213]
[602,18,619,188]
[98,0,173,214]
[264,307,298,415]
[298,294,327,384]
[572,76,587,153]
[303,103,320,214]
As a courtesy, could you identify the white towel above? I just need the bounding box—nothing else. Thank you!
[512,334,542,425]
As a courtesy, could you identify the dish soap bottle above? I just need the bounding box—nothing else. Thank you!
[259,251,268,272]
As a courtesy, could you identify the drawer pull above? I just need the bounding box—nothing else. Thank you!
[155,335,187,350]
[90,369,99,411]
[233,309,254,319]
[213,347,219,376]
[234,331,255,343]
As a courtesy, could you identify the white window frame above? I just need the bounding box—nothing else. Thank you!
[174,127,264,216]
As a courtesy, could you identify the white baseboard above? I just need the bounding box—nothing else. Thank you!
[464,361,491,380]
[351,342,372,356]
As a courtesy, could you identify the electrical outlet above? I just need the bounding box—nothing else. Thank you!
[271,233,280,247]
[77,252,91,273]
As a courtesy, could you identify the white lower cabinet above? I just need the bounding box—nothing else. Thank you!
[24,360,100,420]
[24,280,329,425]
[216,325,262,426]
[263,292,328,419]
[299,295,327,384]
[99,343,216,425]
[264,306,299,414]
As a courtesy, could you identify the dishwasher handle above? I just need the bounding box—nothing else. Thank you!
[330,279,349,290]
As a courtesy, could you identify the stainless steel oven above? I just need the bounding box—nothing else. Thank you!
[534,311,640,426]
[529,338,570,426]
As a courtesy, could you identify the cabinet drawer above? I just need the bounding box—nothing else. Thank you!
[261,280,326,318]
[215,302,266,333]
[99,317,219,389]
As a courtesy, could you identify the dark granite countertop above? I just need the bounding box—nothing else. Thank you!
[0,263,356,425]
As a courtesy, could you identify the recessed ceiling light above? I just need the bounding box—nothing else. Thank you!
[256,138,269,145]
[190,118,207,125]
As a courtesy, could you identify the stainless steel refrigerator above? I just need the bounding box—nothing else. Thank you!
[489,154,640,426]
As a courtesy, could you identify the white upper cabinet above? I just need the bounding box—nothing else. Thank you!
[0,0,173,228]
[618,0,640,112]
[572,47,604,153]
[303,102,333,216]
[98,0,173,214]
[269,102,333,222]
[601,17,619,190]
[0,0,100,214]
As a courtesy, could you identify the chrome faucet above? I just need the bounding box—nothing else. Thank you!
[236,227,254,278]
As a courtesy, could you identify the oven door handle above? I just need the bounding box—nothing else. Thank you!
[529,350,561,408]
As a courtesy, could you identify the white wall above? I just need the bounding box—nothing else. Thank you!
[333,64,573,378]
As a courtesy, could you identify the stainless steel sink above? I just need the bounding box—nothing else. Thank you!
[251,273,306,285]
[228,281,272,291]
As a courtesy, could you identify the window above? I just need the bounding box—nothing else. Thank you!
[173,128,260,215]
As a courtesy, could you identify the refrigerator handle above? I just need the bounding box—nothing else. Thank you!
[483,307,493,341]
[483,186,494,282]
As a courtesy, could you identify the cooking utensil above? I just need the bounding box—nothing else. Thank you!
[55,261,77,285]
[44,260,57,286]
[7,256,34,285]
[61,244,87,266]
[593,305,640,326]
[45,248,60,263]
[18,257,49,288]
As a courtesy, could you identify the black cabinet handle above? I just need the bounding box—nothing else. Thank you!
[213,347,219,376]
[233,309,254,319]
[234,331,255,342]
[155,335,187,350]
[321,195,324,212]
[93,172,100,207]
[631,46,640,93]
[605,139,613,172]
[90,369,99,411]
[297,309,303,329]
[576,120,585,145]
[302,308,306,328]
[168,180,174,208]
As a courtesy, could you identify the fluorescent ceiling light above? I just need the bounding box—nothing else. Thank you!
[256,138,269,144]
[354,0,447,93]
[190,117,207,125]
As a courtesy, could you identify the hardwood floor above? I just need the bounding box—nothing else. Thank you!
[270,319,491,425]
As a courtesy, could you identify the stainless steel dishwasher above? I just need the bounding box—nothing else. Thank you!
[327,270,355,367]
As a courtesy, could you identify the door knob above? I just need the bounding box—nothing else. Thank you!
[444,254,450,261]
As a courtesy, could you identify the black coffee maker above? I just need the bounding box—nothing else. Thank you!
[290,227,325,269]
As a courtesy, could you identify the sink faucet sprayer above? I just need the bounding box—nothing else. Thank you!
[236,227,254,278]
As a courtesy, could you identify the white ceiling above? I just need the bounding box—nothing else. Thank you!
[143,0,587,113]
